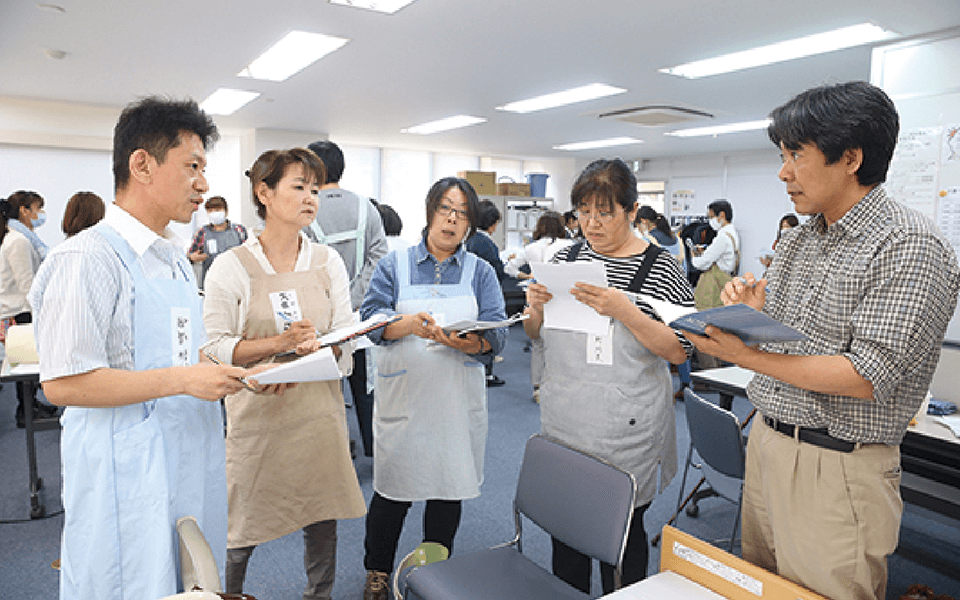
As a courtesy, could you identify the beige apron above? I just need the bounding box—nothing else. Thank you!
[225,244,365,548]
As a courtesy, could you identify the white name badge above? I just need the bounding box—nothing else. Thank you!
[270,290,303,333]
[586,329,614,366]
[171,307,192,366]
[206,238,218,255]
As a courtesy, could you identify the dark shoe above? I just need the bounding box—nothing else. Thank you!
[486,375,506,388]
[363,570,389,600]
[350,438,357,460]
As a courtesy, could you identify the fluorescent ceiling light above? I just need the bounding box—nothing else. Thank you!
[200,88,260,115]
[238,31,349,82]
[660,22,897,79]
[498,83,627,113]
[666,119,772,137]
[328,0,417,14]
[553,137,643,151]
[401,115,487,135]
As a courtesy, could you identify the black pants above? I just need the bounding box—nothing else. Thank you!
[347,349,373,457]
[551,503,650,595]
[11,312,33,412]
[363,492,462,573]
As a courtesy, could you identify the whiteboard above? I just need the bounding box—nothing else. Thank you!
[873,28,960,344]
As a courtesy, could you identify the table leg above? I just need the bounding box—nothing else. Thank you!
[22,380,46,519]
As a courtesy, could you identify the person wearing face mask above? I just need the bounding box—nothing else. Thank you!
[690,200,739,369]
[0,190,59,427]
[188,195,248,289]
[759,213,800,269]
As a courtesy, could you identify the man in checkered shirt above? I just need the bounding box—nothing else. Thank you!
[688,81,960,600]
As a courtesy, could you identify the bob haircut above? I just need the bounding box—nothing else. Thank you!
[246,148,327,220]
[62,191,106,237]
[570,158,637,213]
[476,199,502,231]
[532,211,567,241]
[113,97,219,193]
[767,81,899,187]
[424,177,480,241]
[204,196,228,211]
[307,140,345,183]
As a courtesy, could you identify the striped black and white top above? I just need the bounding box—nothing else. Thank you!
[552,241,695,357]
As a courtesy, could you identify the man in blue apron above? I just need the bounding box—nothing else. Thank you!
[29,97,252,600]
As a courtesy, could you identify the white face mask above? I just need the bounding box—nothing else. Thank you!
[207,211,226,225]
[709,216,721,231]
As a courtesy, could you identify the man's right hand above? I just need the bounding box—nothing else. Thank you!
[721,272,767,311]
[182,362,248,400]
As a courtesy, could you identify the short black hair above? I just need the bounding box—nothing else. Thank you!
[307,140,345,183]
[768,81,899,186]
[571,158,637,213]
[113,97,218,192]
[477,199,502,231]
[707,199,733,222]
[377,203,403,236]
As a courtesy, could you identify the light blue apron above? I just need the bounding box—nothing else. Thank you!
[372,248,487,501]
[59,223,227,600]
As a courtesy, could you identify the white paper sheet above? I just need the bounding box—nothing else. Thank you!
[442,313,530,334]
[628,292,698,325]
[251,347,342,384]
[530,261,610,335]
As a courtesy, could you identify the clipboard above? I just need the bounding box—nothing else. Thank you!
[275,314,401,359]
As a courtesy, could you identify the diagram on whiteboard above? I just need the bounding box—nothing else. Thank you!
[944,125,960,162]
[938,187,960,253]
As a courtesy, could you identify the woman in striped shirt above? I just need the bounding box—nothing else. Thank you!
[523,158,694,593]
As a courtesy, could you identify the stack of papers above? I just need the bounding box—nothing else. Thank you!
[529,261,610,335]
[253,347,342,385]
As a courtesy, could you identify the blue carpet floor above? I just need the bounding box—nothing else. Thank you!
[2,324,959,599]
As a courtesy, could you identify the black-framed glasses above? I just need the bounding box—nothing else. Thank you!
[437,204,469,220]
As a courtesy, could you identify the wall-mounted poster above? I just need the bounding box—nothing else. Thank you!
[671,189,694,214]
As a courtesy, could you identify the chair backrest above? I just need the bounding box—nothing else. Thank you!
[514,434,636,567]
[684,389,745,479]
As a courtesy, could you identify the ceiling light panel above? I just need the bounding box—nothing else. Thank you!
[200,89,261,115]
[666,119,772,137]
[401,115,487,135]
[498,83,627,114]
[238,31,349,82]
[554,137,642,151]
[328,0,417,14]
[660,23,897,79]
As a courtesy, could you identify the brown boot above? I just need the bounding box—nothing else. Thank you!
[363,570,390,600]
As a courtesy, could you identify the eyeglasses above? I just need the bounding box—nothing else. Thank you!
[576,208,616,224]
[437,204,469,220]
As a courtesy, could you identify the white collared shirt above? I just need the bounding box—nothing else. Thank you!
[691,222,739,274]
[28,204,195,382]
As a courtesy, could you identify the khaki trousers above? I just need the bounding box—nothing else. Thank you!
[742,418,902,600]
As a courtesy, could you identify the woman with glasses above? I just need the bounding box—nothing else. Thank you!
[523,159,694,593]
[358,177,507,600]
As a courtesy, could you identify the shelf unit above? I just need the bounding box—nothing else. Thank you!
[480,195,554,251]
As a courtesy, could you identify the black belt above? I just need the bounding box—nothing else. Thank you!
[762,415,858,453]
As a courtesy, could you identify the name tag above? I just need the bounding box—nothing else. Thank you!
[171,307,191,366]
[206,238,218,255]
[270,290,303,333]
[586,327,614,366]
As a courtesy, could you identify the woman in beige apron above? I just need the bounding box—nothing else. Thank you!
[202,148,365,600]
[524,159,694,595]
[358,177,507,600]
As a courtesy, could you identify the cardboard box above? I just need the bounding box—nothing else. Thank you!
[457,171,497,195]
[497,182,531,196]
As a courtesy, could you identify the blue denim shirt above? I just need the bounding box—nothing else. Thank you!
[360,237,507,359]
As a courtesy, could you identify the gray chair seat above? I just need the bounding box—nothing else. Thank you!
[405,545,588,600]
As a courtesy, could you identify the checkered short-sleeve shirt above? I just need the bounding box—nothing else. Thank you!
[747,185,960,445]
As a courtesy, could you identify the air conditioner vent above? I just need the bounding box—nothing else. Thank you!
[598,105,713,127]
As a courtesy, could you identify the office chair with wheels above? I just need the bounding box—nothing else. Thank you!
[667,389,750,552]
[402,434,637,600]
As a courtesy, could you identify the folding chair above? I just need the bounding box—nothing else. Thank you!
[401,434,637,600]
[663,389,751,552]
[159,516,257,600]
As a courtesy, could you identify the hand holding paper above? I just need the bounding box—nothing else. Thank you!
[529,261,611,335]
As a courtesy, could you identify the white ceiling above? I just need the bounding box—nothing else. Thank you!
[2,0,960,162]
